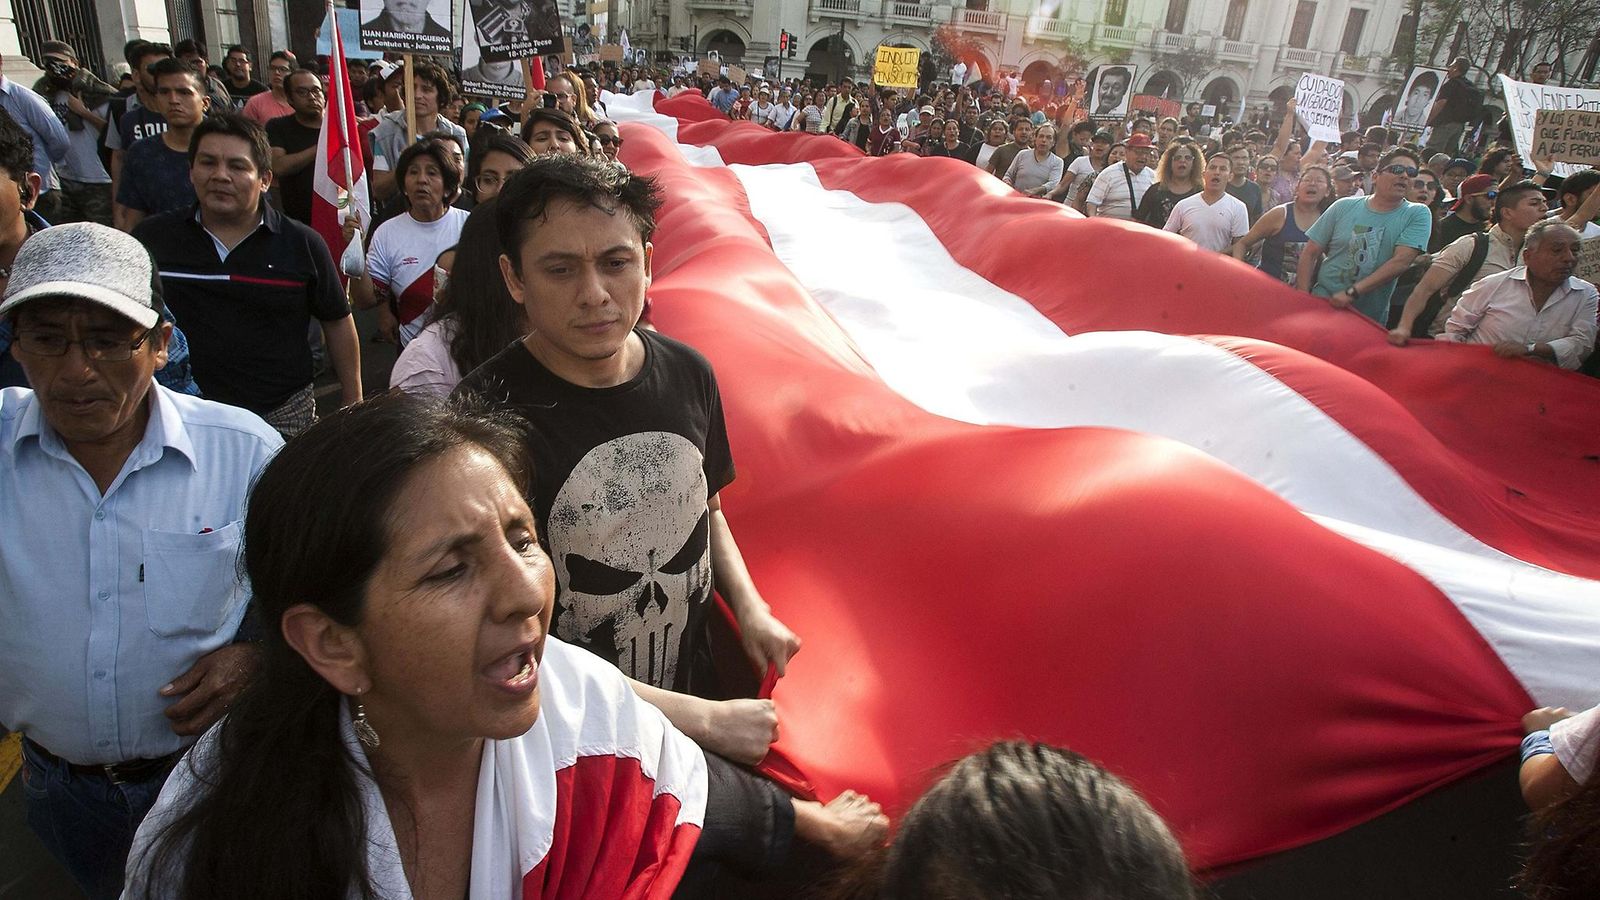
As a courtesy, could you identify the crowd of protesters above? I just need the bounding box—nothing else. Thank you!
[1,30,1599,900]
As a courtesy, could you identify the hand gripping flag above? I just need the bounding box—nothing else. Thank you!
[603,89,1600,872]
[312,3,370,276]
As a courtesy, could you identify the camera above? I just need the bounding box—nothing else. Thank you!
[44,57,76,87]
[541,92,557,108]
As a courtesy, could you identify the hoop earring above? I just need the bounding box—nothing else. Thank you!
[352,694,380,749]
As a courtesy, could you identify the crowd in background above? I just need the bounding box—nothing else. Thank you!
[1,29,1599,900]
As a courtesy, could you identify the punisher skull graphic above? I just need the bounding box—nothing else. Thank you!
[549,432,712,687]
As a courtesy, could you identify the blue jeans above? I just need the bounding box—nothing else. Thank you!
[19,740,177,900]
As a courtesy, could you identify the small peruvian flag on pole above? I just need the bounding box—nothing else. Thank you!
[313,1,370,277]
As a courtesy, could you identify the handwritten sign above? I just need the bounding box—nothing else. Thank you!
[1576,236,1600,286]
[1499,74,1600,177]
[1200,104,1216,117]
[598,43,624,62]
[1532,109,1600,168]
[873,46,920,90]
[697,58,721,78]
[1294,73,1345,144]
[727,64,746,86]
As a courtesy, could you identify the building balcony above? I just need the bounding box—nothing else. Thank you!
[1279,46,1321,69]
[1212,36,1258,62]
[812,0,870,22]
[1153,31,1196,52]
[1026,15,1091,42]
[686,0,753,14]
[1094,23,1140,46]
[950,7,1005,33]
[885,0,933,24]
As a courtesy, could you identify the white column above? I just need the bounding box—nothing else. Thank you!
[0,0,40,81]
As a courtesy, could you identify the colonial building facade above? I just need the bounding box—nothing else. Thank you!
[604,0,1419,125]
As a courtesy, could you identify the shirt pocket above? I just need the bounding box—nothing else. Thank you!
[142,522,246,638]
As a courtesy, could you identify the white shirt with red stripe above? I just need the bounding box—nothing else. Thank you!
[125,637,707,898]
[366,207,468,347]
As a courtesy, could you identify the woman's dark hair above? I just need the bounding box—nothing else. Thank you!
[394,139,463,206]
[0,108,36,186]
[132,393,530,900]
[827,741,1197,900]
[1520,775,1600,899]
[1479,145,1516,175]
[495,154,662,270]
[466,131,534,201]
[519,106,590,154]
[429,198,525,376]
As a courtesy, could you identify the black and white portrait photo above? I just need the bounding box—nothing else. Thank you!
[360,0,453,55]
[1091,65,1136,119]
[1395,67,1447,131]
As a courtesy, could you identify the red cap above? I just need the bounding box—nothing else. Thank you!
[1126,133,1154,149]
[1451,173,1495,210]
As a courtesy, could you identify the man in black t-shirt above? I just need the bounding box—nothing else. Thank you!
[265,69,324,226]
[457,155,887,863]
[223,45,268,110]
[1425,58,1480,157]
[457,157,800,742]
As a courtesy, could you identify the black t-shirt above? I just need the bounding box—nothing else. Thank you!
[1435,77,1480,126]
[1226,179,1264,224]
[1430,211,1482,253]
[264,115,319,226]
[227,79,269,109]
[456,330,736,694]
[1135,184,1201,228]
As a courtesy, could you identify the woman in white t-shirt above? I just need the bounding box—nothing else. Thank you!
[973,119,1009,173]
[391,198,526,397]
[354,141,469,346]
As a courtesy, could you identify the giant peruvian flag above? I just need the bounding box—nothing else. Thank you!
[311,4,369,269]
[603,89,1600,872]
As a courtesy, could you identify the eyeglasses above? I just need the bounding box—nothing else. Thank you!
[269,65,292,75]
[595,134,623,147]
[15,328,156,361]
[291,86,324,98]
[1470,190,1499,200]
[1383,164,1420,177]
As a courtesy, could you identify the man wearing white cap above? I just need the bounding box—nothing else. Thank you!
[0,223,281,899]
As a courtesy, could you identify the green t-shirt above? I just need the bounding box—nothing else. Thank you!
[1305,196,1433,323]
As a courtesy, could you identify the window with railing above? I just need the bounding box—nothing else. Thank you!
[1223,0,1248,41]
[1392,13,1416,57]
[1340,8,1366,55]
[1288,1,1317,50]
[1105,0,1127,27]
[1165,0,1189,33]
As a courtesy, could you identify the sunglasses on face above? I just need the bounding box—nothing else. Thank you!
[595,134,623,147]
[1383,164,1420,177]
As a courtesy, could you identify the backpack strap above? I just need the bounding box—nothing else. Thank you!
[1414,232,1492,338]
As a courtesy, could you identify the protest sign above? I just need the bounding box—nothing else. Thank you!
[1499,74,1600,176]
[873,46,920,90]
[1576,236,1600,285]
[598,43,625,63]
[1131,94,1181,120]
[319,8,384,59]
[1393,67,1447,132]
[1532,109,1600,168]
[727,65,747,86]
[1200,103,1216,118]
[698,58,721,78]
[1293,73,1344,144]
[456,0,533,98]
[360,0,454,55]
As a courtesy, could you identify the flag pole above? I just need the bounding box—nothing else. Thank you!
[404,53,416,144]
[331,1,358,228]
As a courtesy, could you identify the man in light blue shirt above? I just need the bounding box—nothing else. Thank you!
[0,51,70,217]
[0,223,281,899]
[1297,146,1433,324]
